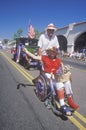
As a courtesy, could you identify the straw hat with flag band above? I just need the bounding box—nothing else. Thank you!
[46,46,59,54]
[45,23,57,31]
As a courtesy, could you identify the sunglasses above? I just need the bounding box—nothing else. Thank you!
[47,29,54,32]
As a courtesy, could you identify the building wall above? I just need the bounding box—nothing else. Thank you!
[56,21,86,53]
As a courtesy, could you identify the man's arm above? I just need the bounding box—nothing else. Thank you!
[24,48,41,60]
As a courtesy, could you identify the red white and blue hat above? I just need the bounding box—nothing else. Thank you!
[46,46,59,54]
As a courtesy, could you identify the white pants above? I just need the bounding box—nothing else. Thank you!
[64,80,73,95]
[45,73,55,94]
[45,73,73,95]
[56,80,73,95]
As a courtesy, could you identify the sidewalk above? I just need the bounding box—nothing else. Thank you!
[61,56,86,65]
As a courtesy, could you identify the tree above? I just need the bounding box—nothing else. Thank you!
[13,28,23,40]
[35,29,41,39]
[2,39,9,44]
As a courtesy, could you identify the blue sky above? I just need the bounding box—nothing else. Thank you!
[0,0,86,40]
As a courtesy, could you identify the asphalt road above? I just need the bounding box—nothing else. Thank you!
[0,49,86,130]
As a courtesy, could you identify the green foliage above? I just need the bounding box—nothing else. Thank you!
[26,46,36,54]
[35,29,41,39]
[13,28,23,40]
[2,39,9,44]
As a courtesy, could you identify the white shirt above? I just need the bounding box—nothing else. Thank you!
[38,32,59,55]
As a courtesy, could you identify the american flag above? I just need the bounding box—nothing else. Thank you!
[28,24,35,39]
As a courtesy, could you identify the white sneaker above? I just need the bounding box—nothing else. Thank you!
[16,59,19,63]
